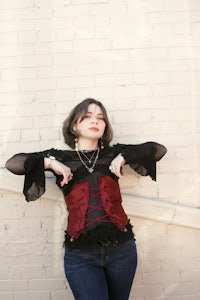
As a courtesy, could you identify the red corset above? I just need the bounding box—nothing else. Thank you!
[64,176,128,239]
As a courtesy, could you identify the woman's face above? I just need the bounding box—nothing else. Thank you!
[73,103,106,142]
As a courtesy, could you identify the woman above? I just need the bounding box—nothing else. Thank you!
[5,98,167,300]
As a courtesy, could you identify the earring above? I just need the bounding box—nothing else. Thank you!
[100,138,104,149]
[75,137,78,151]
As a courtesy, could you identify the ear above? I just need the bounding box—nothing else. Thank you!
[71,124,77,136]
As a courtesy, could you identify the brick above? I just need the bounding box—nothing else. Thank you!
[29,278,66,290]
[0,293,13,300]
[164,282,200,296]
[165,0,200,11]
[10,267,46,280]
[0,81,18,93]
[35,41,73,54]
[16,7,52,20]
[0,20,35,33]
[38,66,75,78]
[73,15,109,27]
[96,74,132,86]
[0,92,35,104]
[35,18,72,30]
[134,72,170,84]
[18,103,56,116]
[148,12,188,24]
[53,5,89,17]
[0,10,15,21]
[142,260,161,273]
[132,284,164,297]
[0,280,28,291]
[19,79,56,92]
[18,31,37,43]
[54,53,92,65]
[114,85,152,97]
[36,90,75,102]
[2,130,21,142]
[0,105,18,118]
[0,117,33,130]
[76,63,113,76]
[16,55,52,67]
[0,32,18,44]
[143,271,180,284]
[35,0,71,6]
[2,68,37,80]
[37,30,55,42]
[21,129,40,142]
[75,87,113,99]
[74,27,95,39]
[57,76,95,89]
[14,291,50,300]
[0,57,15,68]
[73,39,110,51]
[40,128,60,140]
[51,290,74,300]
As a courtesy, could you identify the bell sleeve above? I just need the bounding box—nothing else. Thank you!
[119,142,167,181]
[5,151,51,202]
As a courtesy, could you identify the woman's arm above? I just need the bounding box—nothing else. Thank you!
[44,157,73,186]
[5,150,73,201]
[109,153,126,178]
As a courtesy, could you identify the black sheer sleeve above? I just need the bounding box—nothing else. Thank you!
[118,142,167,181]
[5,151,52,202]
[5,153,29,175]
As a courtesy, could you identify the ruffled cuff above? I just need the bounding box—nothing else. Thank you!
[23,153,45,201]
[120,142,166,181]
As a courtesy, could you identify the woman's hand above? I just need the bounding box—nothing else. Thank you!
[109,153,126,178]
[44,157,73,187]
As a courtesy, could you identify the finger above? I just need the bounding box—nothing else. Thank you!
[109,165,120,178]
[61,171,73,186]
[115,168,122,178]
[61,172,70,186]
[68,172,73,179]
[60,178,68,187]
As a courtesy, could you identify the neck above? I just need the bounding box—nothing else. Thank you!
[77,139,98,151]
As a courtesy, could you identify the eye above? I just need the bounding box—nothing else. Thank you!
[80,113,90,121]
[98,117,105,121]
[97,114,105,121]
[85,114,92,119]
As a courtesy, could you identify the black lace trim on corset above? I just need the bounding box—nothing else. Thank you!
[64,222,135,251]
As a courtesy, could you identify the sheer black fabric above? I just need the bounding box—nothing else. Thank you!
[5,142,167,250]
[6,151,48,201]
[5,142,167,201]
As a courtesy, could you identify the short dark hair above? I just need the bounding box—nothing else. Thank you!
[62,98,113,149]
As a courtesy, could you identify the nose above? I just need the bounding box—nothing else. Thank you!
[91,116,98,124]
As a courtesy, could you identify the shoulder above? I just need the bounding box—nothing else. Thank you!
[45,148,77,161]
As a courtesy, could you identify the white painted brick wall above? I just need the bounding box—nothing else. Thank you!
[1,0,200,299]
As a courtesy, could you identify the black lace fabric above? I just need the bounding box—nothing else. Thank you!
[5,142,167,250]
[64,222,135,250]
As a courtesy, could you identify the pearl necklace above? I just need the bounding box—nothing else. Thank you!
[76,148,100,173]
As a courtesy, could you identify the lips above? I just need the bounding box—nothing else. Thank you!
[89,127,99,131]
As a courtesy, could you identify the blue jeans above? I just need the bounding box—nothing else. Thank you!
[64,239,137,300]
